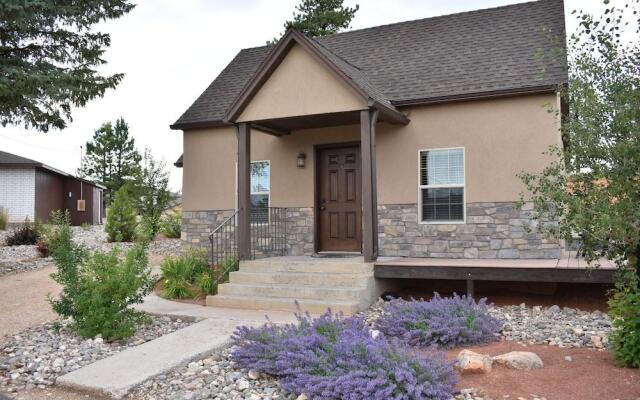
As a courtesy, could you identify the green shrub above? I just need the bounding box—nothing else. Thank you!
[42,210,73,255]
[195,271,214,296]
[160,249,211,299]
[609,268,640,368]
[106,186,138,243]
[49,222,154,341]
[0,208,7,230]
[216,255,239,286]
[160,212,181,239]
[80,222,91,230]
[135,218,155,243]
[6,218,40,246]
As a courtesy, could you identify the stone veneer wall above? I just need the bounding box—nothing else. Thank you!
[183,202,560,260]
[285,207,314,256]
[182,208,315,257]
[378,202,561,259]
[182,210,237,248]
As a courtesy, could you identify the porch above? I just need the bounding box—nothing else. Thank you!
[375,252,616,297]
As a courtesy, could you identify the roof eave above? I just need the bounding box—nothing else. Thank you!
[391,84,563,107]
[170,120,231,131]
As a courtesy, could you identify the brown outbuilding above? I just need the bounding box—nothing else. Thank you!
[0,150,104,225]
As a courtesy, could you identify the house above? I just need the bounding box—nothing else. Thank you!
[170,0,614,313]
[0,150,104,226]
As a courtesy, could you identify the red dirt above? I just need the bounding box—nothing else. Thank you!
[439,341,640,400]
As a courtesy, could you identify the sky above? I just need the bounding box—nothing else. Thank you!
[0,0,610,191]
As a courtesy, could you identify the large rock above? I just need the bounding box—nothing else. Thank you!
[456,349,492,374]
[493,351,543,370]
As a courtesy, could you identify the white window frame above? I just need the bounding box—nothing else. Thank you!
[417,147,466,224]
[236,160,271,225]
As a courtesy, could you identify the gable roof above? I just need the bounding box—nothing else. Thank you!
[0,150,106,189]
[172,0,567,130]
[225,29,408,125]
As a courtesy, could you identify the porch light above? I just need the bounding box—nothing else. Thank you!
[297,152,306,168]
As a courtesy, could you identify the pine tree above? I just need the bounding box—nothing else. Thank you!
[105,186,137,243]
[0,1,135,132]
[80,118,141,205]
[269,0,358,43]
[133,149,172,239]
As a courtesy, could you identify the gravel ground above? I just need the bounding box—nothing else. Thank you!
[0,225,184,277]
[362,298,611,349]
[125,347,285,400]
[121,299,614,400]
[0,316,194,394]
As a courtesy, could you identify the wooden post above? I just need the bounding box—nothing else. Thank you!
[237,122,251,260]
[361,109,379,262]
[466,277,474,298]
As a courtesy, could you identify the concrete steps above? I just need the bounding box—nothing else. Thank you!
[207,294,361,315]
[218,282,368,301]
[229,270,367,287]
[206,257,379,315]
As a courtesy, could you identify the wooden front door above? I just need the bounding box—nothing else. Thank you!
[317,145,362,252]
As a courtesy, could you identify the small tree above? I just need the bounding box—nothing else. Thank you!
[133,149,171,239]
[49,216,153,340]
[519,1,640,367]
[0,1,135,132]
[105,185,137,242]
[80,118,142,205]
[269,0,359,43]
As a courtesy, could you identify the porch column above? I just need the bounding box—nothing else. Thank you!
[237,122,251,260]
[361,109,379,262]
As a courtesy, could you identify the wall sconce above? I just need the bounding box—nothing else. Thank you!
[297,152,306,168]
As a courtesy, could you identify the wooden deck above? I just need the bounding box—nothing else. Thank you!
[375,252,616,289]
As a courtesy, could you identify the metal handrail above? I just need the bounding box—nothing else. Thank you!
[209,209,239,240]
[208,207,288,271]
[209,209,239,267]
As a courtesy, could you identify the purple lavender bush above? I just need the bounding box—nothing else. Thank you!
[231,310,457,400]
[375,293,501,348]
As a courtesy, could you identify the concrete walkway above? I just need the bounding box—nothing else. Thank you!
[57,294,299,398]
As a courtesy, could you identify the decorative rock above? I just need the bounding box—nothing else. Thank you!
[0,317,193,393]
[297,394,309,400]
[247,369,260,380]
[493,351,544,370]
[564,356,573,362]
[456,350,492,374]
[590,335,604,349]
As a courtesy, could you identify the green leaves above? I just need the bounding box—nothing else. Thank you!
[521,0,640,367]
[105,185,138,243]
[270,0,359,43]
[48,215,153,340]
[0,0,135,131]
[79,117,142,205]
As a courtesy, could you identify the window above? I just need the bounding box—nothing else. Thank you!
[419,148,465,223]
[250,161,270,223]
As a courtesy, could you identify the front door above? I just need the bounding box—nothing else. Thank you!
[317,145,362,252]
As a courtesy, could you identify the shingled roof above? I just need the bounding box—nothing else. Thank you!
[172,0,567,130]
[0,150,106,189]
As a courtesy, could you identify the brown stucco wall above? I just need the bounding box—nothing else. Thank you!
[237,44,366,122]
[182,93,560,211]
[377,93,561,204]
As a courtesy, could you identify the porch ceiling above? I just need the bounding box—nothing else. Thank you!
[253,109,407,136]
